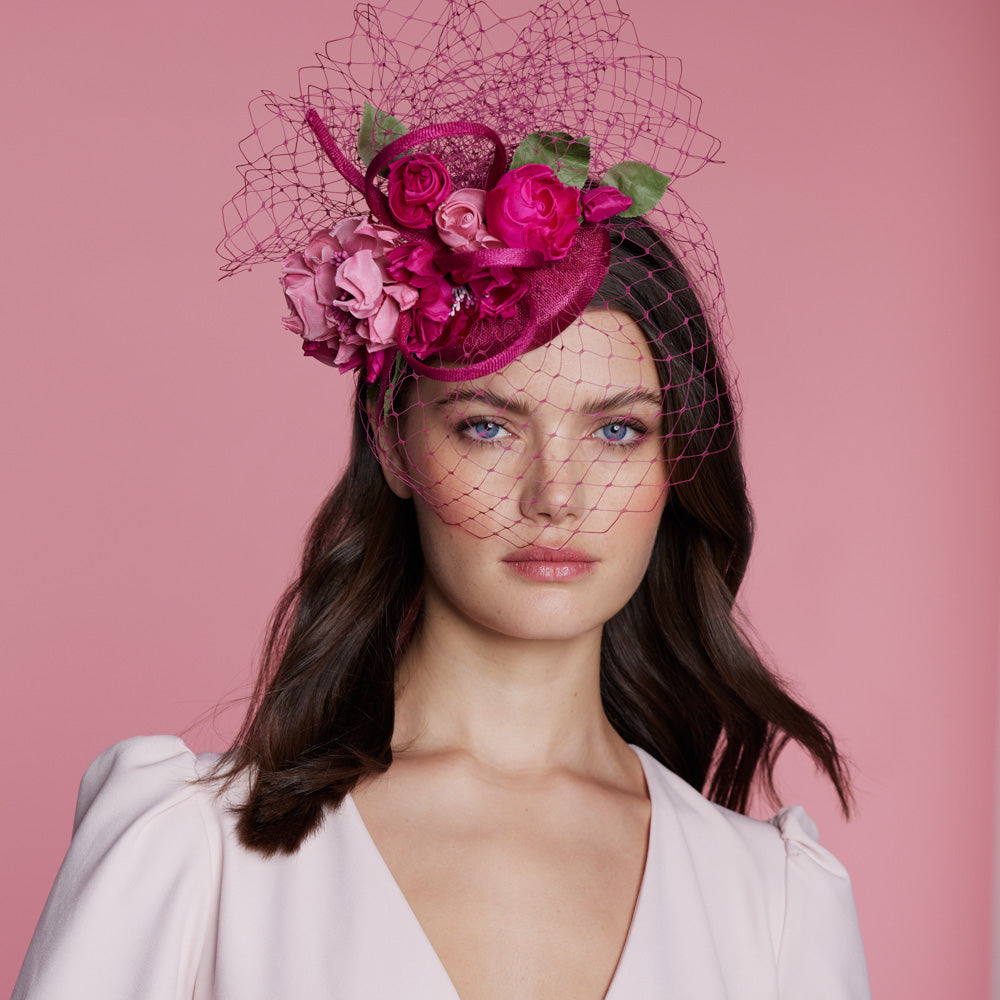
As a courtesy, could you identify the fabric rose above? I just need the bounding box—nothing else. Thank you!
[299,230,344,270]
[484,164,581,261]
[386,242,458,355]
[582,186,632,222]
[468,268,527,319]
[434,188,502,251]
[331,251,418,365]
[301,339,341,367]
[281,220,403,339]
[280,222,418,380]
[330,215,403,256]
[315,331,394,382]
[387,154,452,229]
[280,250,343,341]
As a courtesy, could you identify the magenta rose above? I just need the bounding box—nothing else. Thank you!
[468,268,527,319]
[385,243,453,320]
[582,186,633,222]
[387,154,452,229]
[386,242,462,356]
[484,164,581,261]
[434,188,502,251]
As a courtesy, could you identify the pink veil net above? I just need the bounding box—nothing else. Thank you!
[219,0,738,542]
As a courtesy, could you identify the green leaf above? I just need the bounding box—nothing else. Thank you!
[382,350,408,419]
[510,132,591,187]
[600,162,672,217]
[357,102,408,168]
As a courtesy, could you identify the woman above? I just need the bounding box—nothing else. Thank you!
[13,2,870,997]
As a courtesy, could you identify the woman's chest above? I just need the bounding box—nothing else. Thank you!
[362,801,649,1000]
[205,764,785,1000]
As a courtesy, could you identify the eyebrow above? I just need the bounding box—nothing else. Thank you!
[435,387,664,415]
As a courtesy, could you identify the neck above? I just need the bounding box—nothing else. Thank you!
[392,588,621,776]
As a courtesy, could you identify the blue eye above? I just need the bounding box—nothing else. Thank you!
[466,420,506,440]
[597,420,640,443]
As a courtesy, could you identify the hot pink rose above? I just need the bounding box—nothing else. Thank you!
[484,164,581,261]
[581,186,633,222]
[387,154,452,229]
[434,188,502,250]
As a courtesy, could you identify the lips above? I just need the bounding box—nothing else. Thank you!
[504,545,596,563]
[502,545,597,581]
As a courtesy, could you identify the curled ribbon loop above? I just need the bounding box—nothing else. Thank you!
[304,109,366,192]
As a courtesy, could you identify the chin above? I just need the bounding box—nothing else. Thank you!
[462,587,629,645]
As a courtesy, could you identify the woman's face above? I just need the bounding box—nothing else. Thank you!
[383,309,669,641]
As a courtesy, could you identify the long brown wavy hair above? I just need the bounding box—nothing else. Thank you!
[206,220,852,856]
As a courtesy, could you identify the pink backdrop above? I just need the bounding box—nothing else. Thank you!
[3,0,998,995]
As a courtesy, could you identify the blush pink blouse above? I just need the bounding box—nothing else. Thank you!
[13,736,870,998]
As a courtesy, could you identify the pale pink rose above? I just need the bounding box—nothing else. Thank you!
[385,280,419,313]
[332,251,420,347]
[434,189,502,250]
[281,221,419,380]
[334,251,386,319]
[311,259,340,305]
[280,252,336,340]
[300,231,344,269]
[332,216,402,256]
[359,294,401,348]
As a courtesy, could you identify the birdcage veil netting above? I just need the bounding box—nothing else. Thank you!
[220,0,738,542]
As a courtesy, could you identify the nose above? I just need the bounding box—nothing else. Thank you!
[516,437,591,524]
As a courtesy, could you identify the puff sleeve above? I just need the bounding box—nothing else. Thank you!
[773,806,871,999]
[12,736,220,1000]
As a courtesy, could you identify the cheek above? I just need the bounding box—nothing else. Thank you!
[396,425,523,535]
[411,500,496,610]
[618,495,668,573]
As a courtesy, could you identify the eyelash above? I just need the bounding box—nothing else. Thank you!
[455,417,650,447]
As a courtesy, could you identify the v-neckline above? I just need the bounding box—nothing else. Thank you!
[343,745,658,1000]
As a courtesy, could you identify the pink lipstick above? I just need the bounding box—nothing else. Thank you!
[502,545,597,582]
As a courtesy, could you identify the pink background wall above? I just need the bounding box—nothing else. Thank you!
[3,0,997,995]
